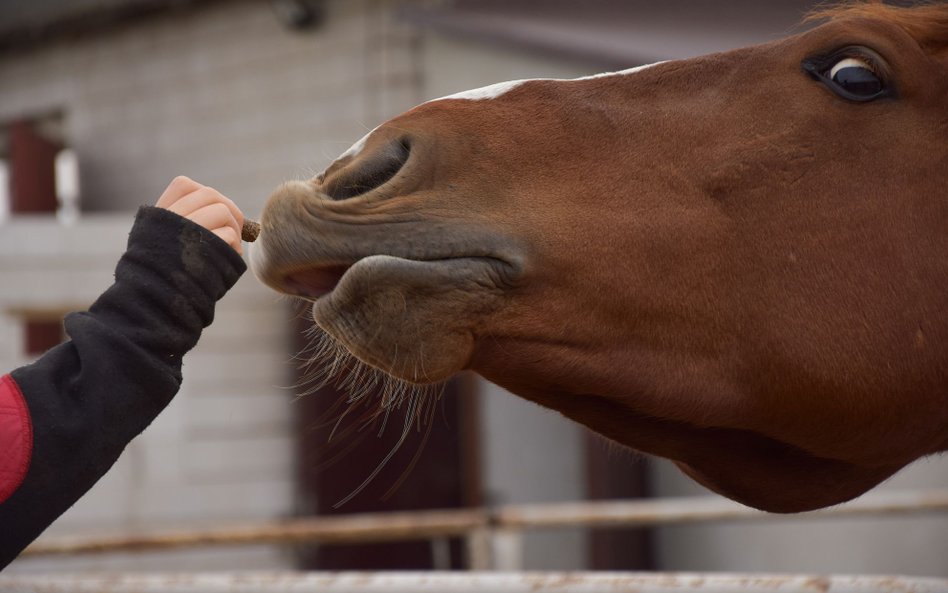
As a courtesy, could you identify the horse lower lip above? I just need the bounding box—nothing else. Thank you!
[285,264,350,298]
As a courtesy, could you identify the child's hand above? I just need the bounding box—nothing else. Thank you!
[156,176,245,255]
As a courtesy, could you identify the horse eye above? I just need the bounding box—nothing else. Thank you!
[825,57,884,100]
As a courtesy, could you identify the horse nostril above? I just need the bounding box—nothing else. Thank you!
[324,138,411,201]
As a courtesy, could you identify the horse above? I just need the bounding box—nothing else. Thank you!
[250,1,948,513]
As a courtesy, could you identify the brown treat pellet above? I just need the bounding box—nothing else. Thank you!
[241,219,261,243]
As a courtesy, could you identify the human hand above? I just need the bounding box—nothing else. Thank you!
[156,176,245,255]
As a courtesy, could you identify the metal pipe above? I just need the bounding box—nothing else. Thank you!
[22,489,948,557]
[1,572,947,593]
[497,487,948,529]
[24,508,485,556]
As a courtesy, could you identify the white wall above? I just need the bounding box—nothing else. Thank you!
[478,380,588,570]
[650,458,948,576]
[0,0,420,218]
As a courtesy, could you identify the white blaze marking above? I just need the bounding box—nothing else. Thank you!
[339,128,376,160]
[575,61,665,82]
[430,61,666,103]
[335,61,666,160]
[437,79,533,101]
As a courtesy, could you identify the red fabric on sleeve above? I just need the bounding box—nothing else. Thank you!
[0,374,32,504]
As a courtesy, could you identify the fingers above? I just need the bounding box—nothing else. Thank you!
[156,176,204,209]
[156,176,244,229]
[155,176,246,255]
[185,202,244,255]
[211,227,241,252]
[163,186,244,229]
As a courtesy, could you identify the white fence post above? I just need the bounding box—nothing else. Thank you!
[489,528,524,571]
[466,527,493,570]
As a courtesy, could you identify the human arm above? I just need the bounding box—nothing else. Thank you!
[0,178,246,567]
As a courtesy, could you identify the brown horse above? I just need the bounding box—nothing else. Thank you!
[251,1,948,513]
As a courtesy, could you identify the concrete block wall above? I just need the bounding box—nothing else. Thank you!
[0,0,422,572]
[0,0,421,218]
[0,0,603,571]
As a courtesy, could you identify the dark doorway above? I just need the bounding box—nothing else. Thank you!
[585,432,655,569]
[291,312,480,570]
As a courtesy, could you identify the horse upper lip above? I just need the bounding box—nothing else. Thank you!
[277,252,519,300]
[271,247,521,299]
[252,181,527,296]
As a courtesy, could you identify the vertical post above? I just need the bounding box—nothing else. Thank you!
[488,528,524,571]
[465,525,524,571]
[429,537,452,570]
[465,528,492,571]
[584,431,654,569]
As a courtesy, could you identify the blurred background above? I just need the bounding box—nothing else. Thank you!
[1,0,946,576]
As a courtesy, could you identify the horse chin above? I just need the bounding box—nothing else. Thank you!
[310,254,502,384]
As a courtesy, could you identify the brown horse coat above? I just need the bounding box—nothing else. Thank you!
[252,2,948,512]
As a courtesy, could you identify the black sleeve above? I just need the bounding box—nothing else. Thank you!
[0,206,246,568]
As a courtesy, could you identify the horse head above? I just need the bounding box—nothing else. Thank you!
[252,2,948,512]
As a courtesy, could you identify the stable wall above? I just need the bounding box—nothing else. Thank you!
[3,0,944,575]
[0,0,418,572]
